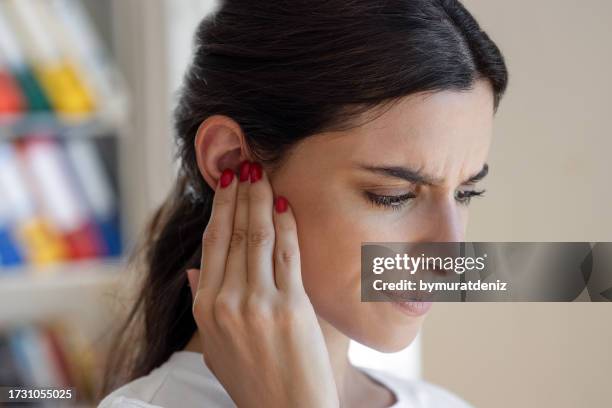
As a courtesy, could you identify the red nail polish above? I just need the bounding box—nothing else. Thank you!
[275,196,288,213]
[250,162,263,183]
[220,169,234,188]
[239,161,251,182]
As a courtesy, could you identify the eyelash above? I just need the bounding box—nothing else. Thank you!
[366,192,416,211]
[366,189,486,211]
[454,189,486,205]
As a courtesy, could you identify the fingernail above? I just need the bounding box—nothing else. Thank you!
[274,196,288,213]
[220,169,234,188]
[250,162,263,183]
[239,160,251,182]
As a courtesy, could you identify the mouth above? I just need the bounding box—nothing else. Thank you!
[380,288,433,302]
[387,299,433,317]
[378,288,433,317]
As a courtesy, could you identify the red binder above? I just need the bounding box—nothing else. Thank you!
[18,137,104,260]
[0,68,25,114]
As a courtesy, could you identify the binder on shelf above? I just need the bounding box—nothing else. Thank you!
[8,326,61,388]
[0,0,124,267]
[0,137,122,268]
[5,0,95,118]
[0,141,68,265]
[4,330,31,386]
[0,228,24,268]
[0,54,25,115]
[47,0,126,121]
[19,137,104,260]
[0,3,51,114]
[0,179,24,268]
[0,0,127,129]
[43,324,73,388]
[65,138,122,257]
[0,334,24,386]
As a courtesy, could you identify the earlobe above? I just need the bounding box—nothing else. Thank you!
[194,115,248,190]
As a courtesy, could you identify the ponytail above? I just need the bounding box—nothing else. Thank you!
[101,172,211,395]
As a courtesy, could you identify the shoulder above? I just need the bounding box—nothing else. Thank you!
[98,395,163,408]
[360,367,473,408]
[97,362,170,408]
[98,351,234,408]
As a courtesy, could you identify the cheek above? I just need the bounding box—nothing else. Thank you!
[294,201,366,297]
[293,196,411,308]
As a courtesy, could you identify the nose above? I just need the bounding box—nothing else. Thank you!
[418,199,465,243]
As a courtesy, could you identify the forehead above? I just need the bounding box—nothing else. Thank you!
[301,80,495,183]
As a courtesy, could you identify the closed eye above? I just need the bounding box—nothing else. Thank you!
[365,192,416,211]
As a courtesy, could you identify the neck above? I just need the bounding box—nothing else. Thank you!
[317,316,354,400]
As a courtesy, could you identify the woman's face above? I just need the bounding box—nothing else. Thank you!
[269,80,495,351]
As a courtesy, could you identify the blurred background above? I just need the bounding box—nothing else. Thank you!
[0,0,609,407]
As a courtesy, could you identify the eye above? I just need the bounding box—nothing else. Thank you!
[365,191,416,211]
[455,189,486,205]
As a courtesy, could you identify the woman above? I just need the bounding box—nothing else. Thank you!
[100,0,508,406]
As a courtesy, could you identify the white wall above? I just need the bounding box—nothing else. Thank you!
[423,1,612,407]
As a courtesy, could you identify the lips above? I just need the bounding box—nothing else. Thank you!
[380,289,433,303]
[390,300,433,317]
[380,289,433,317]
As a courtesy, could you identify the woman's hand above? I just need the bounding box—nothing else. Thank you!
[186,161,339,408]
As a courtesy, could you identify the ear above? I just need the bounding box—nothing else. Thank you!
[194,115,249,190]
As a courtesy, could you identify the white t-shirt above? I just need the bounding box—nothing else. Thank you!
[98,351,472,408]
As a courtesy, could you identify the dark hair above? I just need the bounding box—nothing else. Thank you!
[102,0,508,395]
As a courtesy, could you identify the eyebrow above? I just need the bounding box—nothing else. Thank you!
[355,163,489,186]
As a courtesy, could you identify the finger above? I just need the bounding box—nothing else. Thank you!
[246,162,276,292]
[220,160,251,292]
[198,168,238,295]
[272,196,304,293]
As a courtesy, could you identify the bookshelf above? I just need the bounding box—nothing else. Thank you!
[0,0,131,405]
[0,0,191,404]
[0,114,120,140]
[0,261,122,326]
[0,0,127,262]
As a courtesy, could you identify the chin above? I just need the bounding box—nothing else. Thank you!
[348,313,424,353]
[363,327,421,353]
[314,293,428,353]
